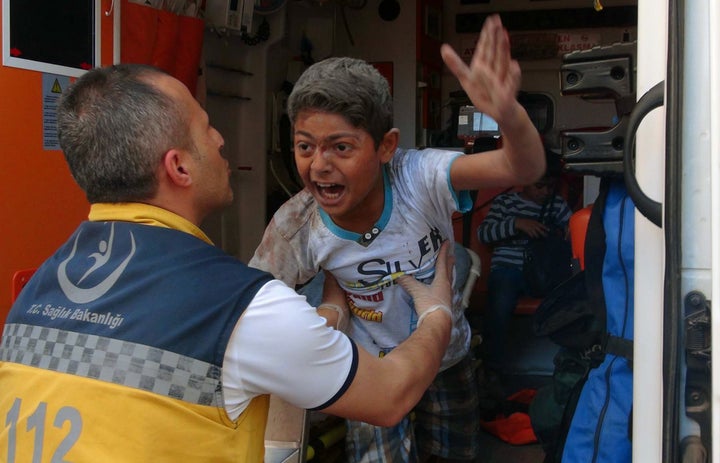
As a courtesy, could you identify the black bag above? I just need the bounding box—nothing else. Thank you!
[529,347,593,461]
[522,187,573,298]
[523,233,573,298]
[533,270,604,350]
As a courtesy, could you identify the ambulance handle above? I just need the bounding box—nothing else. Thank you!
[623,80,664,227]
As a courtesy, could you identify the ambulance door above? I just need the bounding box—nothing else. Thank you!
[629,0,717,461]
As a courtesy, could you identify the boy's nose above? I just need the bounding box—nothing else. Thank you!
[310,150,332,171]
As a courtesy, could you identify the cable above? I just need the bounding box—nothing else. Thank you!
[269,156,295,199]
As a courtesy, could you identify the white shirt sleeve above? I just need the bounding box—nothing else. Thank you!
[222,279,356,420]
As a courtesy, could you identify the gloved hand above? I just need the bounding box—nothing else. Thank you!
[317,271,350,331]
[398,240,455,327]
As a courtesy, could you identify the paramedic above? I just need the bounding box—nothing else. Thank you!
[0,64,455,462]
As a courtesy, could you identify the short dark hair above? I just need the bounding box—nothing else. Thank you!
[57,64,191,203]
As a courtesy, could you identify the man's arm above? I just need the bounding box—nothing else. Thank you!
[317,241,454,426]
[316,271,350,331]
[228,244,454,427]
[442,14,545,190]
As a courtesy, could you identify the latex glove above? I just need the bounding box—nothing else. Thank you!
[317,271,350,331]
[398,241,455,327]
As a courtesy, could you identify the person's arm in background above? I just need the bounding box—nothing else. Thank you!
[442,14,545,191]
[477,194,521,244]
[552,195,574,238]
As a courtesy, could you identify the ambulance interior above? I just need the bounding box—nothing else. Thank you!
[196,1,638,461]
[1,0,646,461]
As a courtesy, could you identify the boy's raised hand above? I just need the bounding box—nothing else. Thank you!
[440,14,521,126]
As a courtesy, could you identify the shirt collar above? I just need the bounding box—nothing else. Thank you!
[88,203,214,245]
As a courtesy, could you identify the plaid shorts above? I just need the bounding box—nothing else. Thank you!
[345,415,417,463]
[345,353,480,463]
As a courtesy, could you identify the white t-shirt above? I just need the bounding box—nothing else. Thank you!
[250,148,473,371]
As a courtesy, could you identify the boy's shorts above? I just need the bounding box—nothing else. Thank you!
[345,415,417,463]
[345,353,480,463]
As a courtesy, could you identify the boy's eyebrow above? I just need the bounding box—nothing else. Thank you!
[293,130,362,142]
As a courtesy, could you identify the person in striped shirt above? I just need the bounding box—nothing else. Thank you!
[477,154,572,372]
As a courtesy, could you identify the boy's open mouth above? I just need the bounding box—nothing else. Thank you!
[316,182,345,200]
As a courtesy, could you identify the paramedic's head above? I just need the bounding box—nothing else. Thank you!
[58,64,231,223]
[57,64,193,204]
[287,57,394,149]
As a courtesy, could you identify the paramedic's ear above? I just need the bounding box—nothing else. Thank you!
[379,128,399,163]
[162,149,193,187]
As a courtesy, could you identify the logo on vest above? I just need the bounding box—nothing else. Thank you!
[57,223,136,303]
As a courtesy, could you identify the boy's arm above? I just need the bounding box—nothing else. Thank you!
[442,14,545,190]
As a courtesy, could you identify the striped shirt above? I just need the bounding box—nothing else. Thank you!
[477,191,572,269]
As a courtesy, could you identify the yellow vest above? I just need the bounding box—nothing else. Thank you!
[0,361,270,462]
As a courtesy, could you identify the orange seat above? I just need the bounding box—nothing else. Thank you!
[11,268,36,303]
[2,268,37,332]
[569,205,593,271]
[514,296,542,315]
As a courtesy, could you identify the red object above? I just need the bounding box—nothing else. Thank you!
[506,388,537,404]
[481,413,538,445]
[569,205,593,270]
[11,268,36,304]
[480,389,538,445]
[370,62,394,96]
[121,0,205,96]
[3,268,37,333]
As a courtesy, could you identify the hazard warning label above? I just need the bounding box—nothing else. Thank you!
[42,73,70,150]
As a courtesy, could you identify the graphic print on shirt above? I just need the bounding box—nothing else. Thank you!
[344,226,444,292]
[348,293,385,322]
[342,226,444,324]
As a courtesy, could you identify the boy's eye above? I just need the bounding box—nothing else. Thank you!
[296,142,312,153]
[335,143,350,153]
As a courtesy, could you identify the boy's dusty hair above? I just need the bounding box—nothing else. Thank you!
[287,57,393,148]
